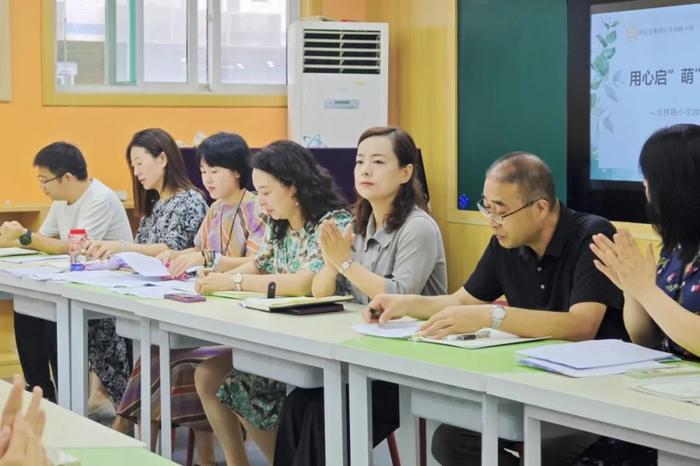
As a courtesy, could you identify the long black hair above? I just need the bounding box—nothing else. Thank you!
[250,140,346,241]
[353,127,429,236]
[126,128,196,217]
[196,132,252,190]
[639,124,700,264]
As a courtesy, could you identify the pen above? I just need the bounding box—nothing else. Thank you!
[445,329,491,341]
[368,306,382,320]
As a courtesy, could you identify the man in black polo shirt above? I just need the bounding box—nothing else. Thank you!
[367,152,625,465]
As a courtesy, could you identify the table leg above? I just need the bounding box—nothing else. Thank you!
[69,301,87,415]
[397,385,419,465]
[523,406,542,466]
[55,298,71,409]
[159,328,172,460]
[348,364,373,466]
[481,394,499,466]
[140,317,152,449]
[658,451,700,466]
[324,361,348,466]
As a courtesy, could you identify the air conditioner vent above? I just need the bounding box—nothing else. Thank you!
[302,28,381,74]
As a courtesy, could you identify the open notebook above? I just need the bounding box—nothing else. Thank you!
[352,321,548,349]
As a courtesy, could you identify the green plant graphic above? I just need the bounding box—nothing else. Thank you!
[591,17,624,178]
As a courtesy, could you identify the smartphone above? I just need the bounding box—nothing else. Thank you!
[164,293,206,303]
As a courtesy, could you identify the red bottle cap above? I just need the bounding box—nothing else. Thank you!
[69,229,87,235]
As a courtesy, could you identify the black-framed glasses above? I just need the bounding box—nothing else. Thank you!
[37,173,65,185]
[476,196,538,225]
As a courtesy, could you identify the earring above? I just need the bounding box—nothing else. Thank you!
[295,201,300,206]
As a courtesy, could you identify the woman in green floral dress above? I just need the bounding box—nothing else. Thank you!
[194,140,351,466]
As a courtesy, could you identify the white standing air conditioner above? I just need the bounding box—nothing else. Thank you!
[288,21,389,148]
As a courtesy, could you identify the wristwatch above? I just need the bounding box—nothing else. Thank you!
[338,259,354,275]
[233,273,243,292]
[18,229,32,246]
[490,304,506,330]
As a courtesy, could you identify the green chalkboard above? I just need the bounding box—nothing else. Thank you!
[457,0,568,210]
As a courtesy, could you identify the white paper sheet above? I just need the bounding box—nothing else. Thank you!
[635,376,700,402]
[49,270,153,288]
[0,247,40,257]
[113,252,170,277]
[0,254,70,264]
[111,286,187,299]
[519,358,664,378]
[2,266,65,280]
[352,321,423,338]
[515,339,675,369]
[418,331,549,349]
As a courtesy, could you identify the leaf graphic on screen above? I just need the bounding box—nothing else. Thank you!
[603,47,616,59]
[596,34,608,48]
[606,31,617,43]
[593,55,609,76]
[604,85,618,102]
[603,116,615,134]
[613,69,623,83]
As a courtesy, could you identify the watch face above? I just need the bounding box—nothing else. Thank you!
[234,274,243,284]
[493,306,506,319]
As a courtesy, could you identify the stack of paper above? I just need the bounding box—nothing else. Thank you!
[352,322,548,349]
[242,295,353,311]
[516,339,677,377]
[2,266,66,281]
[0,247,40,258]
[635,376,700,404]
[113,252,170,277]
[0,254,70,264]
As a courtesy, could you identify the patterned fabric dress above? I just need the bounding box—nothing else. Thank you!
[577,247,700,466]
[87,189,206,404]
[216,209,352,431]
[114,189,241,430]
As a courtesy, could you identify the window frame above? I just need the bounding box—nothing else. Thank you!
[43,0,300,106]
[0,0,11,102]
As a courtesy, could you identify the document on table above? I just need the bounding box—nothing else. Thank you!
[515,339,677,377]
[352,322,548,349]
[3,266,66,280]
[50,270,154,288]
[113,252,170,277]
[0,254,70,263]
[635,376,700,403]
[112,286,183,299]
[352,320,423,338]
[0,247,40,257]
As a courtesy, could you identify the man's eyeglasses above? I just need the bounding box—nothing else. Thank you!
[476,196,538,225]
[37,173,65,185]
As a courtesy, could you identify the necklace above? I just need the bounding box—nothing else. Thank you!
[219,189,247,255]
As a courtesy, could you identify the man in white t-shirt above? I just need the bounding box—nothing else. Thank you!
[0,142,133,403]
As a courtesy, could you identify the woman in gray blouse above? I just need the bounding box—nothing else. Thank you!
[273,126,447,466]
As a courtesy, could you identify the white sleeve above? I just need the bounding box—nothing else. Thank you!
[38,203,61,238]
[76,197,114,241]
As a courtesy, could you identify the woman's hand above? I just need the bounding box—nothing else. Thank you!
[320,221,353,270]
[590,230,657,300]
[84,240,122,260]
[195,272,234,294]
[167,252,205,278]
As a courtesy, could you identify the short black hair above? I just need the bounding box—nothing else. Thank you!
[640,124,700,264]
[33,142,88,180]
[486,151,557,207]
[196,132,252,190]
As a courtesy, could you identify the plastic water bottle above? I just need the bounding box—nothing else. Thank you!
[68,228,87,271]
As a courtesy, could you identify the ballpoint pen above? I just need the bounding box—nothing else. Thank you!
[445,329,491,341]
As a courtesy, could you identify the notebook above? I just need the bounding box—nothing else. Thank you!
[241,295,353,314]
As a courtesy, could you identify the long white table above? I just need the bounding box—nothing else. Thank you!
[0,379,143,449]
[133,297,364,464]
[337,337,544,466]
[0,264,72,408]
[488,372,700,466]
